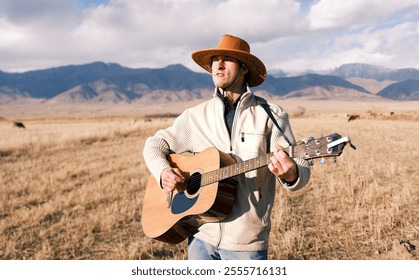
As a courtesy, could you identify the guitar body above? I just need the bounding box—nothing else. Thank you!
[141,147,237,244]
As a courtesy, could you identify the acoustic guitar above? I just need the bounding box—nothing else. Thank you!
[141,132,355,244]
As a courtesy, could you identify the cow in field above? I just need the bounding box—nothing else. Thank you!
[14,122,26,129]
[347,114,360,122]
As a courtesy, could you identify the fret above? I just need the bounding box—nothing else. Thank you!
[201,174,205,186]
[289,145,294,158]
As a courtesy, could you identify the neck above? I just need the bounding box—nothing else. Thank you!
[220,83,247,105]
[224,91,241,105]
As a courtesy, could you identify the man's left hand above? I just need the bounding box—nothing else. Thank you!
[268,144,298,183]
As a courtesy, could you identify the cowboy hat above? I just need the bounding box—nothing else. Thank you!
[191,34,267,87]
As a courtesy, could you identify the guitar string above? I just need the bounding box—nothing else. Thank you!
[172,136,344,198]
[182,138,332,189]
[181,143,318,189]
[184,154,272,189]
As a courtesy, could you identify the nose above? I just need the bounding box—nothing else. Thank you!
[212,58,225,69]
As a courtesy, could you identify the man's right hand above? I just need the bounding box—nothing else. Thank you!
[161,167,186,192]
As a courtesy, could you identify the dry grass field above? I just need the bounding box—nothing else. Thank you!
[0,109,418,260]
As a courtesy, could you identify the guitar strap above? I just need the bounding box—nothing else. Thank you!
[256,96,292,147]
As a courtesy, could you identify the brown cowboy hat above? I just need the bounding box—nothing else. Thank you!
[191,34,267,87]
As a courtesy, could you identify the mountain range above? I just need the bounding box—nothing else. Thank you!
[1,62,419,104]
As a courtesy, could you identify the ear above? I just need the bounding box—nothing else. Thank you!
[240,64,248,74]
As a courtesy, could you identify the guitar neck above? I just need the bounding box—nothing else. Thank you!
[201,146,293,186]
[198,133,351,187]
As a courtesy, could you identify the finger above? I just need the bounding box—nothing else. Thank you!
[274,143,283,152]
[271,153,284,169]
[268,162,278,175]
[161,168,179,191]
[161,177,175,191]
[274,150,293,171]
[268,163,277,176]
[162,183,174,192]
[273,151,298,182]
[172,168,186,182]
[269,157,283,176]
[163,168,181,182]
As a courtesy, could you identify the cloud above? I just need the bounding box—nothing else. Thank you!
[308,0,419,30]
[72,0,304,70]
[0,0,76,23]
[0,0,419,73]
[0,0,305,71]
[0,0,84,70]
[276,19,419,73]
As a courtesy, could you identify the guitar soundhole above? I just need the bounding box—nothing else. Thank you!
[186,172,202,196]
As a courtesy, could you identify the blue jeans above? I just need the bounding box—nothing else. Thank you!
[188,236,268,260]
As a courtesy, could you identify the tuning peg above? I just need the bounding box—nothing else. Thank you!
[302,136,315,144]
[308,159,314,166]
[333,157,337,163]
[319,158,326,164]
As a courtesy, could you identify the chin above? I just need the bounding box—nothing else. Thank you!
[213,79,227,88]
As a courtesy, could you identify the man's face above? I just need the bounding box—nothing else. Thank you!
[211,55,246,89]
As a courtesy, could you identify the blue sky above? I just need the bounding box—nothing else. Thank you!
[1,0,419,74]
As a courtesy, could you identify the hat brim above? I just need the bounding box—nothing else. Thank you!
[192,48,266,87]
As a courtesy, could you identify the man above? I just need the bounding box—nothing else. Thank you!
[143,34,311,260]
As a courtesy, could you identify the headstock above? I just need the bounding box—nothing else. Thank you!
[294,133,355,165]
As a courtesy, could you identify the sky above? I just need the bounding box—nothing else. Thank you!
[1,0,419,74]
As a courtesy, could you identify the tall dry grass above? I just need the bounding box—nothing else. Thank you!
[0,113,418,260]
[270,115,419,259]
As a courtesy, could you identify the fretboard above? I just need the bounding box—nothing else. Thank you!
[200,146,293,186]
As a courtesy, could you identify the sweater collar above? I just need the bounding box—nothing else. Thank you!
[213,84,253,101]
[214,84,256,110]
